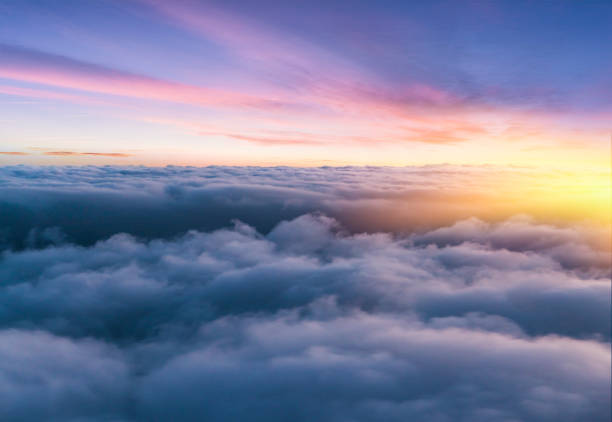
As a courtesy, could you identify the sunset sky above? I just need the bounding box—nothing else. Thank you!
[0,2,611,421]
[1,0,610,167]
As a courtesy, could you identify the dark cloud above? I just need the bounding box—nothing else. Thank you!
[0,207,609,421]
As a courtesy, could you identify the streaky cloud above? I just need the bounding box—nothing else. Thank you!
[0,43,285,110]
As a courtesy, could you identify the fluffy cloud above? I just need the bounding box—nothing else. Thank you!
[137,312,609,422]
[0,330,128,421]
[0,208,609,421]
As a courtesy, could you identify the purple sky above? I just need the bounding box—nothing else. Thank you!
[0,0,610,166]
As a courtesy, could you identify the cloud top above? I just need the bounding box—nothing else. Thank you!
[0,207,609,421]
[0,165,609,250]
[0,165,609,420]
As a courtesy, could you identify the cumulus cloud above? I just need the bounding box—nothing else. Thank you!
[0,330,128,421]
[0,209,609,421]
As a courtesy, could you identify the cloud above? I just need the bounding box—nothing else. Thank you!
[0,43,283,110]
[414,216,611,273]
[0,329,128,421]
[0,84,113,106]
[43,151,132,157]
[139,0,369,92]
[197,130,325,146]
[2,2,610,156]
[0,212,609,421]
[0,165,608,250]
[0,165,609,420]
[136,312,609,422]
[0,150,132,158]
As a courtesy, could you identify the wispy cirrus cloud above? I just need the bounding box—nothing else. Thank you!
[199,131,325,146]
[117,1,610,154]
[43,151,132,157]
[0,84,111,105]
[3,42,468,149]
[138,0,465,116]
[0,150,132,157]
[0,0,609,163]
[0,43,286,110]
[0,38,605,153]
[139,0,368,85]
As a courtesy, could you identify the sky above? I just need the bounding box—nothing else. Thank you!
[0,3,610,420]
[0,0,611,167]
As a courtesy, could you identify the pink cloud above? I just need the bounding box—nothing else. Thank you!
[139,0,465,118]
[43,151,132,157]
[0,85,110,105]
[0,44,284,110]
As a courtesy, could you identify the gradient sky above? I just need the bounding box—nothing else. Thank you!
[0,0,610,167]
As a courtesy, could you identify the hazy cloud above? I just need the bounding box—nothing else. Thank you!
[0,165,608,250]
[43,151,132,157]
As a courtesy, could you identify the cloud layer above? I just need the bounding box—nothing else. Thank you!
[0,171,610,421]
[0,165,609,250]
[0,166,609,421]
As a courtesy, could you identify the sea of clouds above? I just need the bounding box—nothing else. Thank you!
[0,166,610,421]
